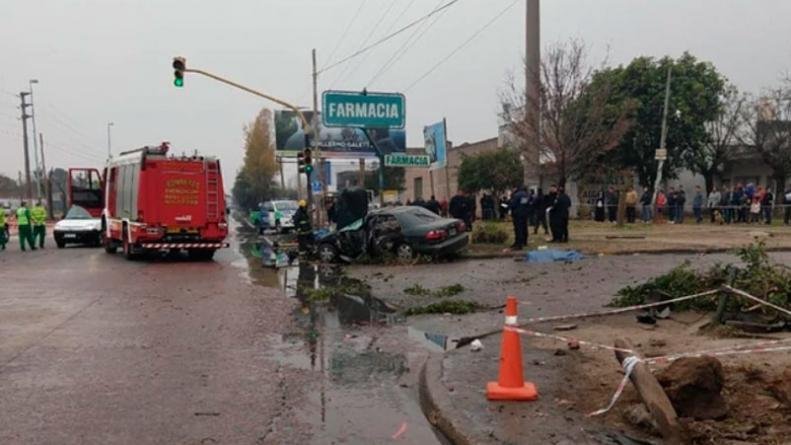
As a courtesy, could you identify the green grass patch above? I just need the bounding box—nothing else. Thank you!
[404,300,482,316]
[403,283,466,298]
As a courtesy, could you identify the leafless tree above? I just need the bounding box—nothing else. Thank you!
[501,39,633,188]
[739,82,791,192]
[684,85,746,194]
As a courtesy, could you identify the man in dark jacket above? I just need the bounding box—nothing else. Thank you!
[449,191,468,222]
[426,195,441,215]
[675,186,687,224]
[549,186,572,242]
[640,189,653,222]
[762,189,774,225]
[605,186,618,223]
[509,186,529,249]
[534,188,550,235]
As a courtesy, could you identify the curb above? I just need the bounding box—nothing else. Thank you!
[464,246,791,260]
[418,353,485,445]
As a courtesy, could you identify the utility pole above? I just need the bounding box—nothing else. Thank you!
[312,48,325,226]
[524,0,541,188]
[19,92,33,201]
[40,133,53,219]
[278,157,285,189]
[29,79,42,199]
[651,66,672,206]
[107,122,114,158]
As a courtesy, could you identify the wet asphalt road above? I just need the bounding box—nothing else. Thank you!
[0,225,442,444]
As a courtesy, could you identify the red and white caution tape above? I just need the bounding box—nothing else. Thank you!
[588,356,640,417]
[589,342,791,416]
[520,289,720,324]
[504,326,635,354]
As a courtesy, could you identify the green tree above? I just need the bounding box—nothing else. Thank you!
[592,52,726,187]
[457,149,523,194]
[232,109,279,209]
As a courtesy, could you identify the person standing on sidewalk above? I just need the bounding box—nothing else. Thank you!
[675,186,687,224]
[655,189,667,223]
[31,200,47,249]
[707,186,721,223]
[667,187,677,223]
[605,186,618,223]
[16,202,36,251]
[509,186,529,250]
[0,208,7,250]
[639,188,653,223]
[293,200,312,254]
[624,187,638,223]
[762,187,774,225]
[692,186,704,224]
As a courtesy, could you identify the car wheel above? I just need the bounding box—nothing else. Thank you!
[56,240,65,249]
[318,243,338,263]
[395,243,414,261]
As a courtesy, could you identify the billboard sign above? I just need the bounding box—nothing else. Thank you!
[274,110,405,158]
[423,119,447,170]
[322,90,406,129]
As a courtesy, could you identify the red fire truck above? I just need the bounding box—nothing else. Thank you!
[102,143,228,260]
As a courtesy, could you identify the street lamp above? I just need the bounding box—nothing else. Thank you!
[107,122,114,158]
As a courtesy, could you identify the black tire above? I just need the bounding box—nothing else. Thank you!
[56,240,65,249]
[317,243,338,263]
[102,223,117,254]
[189,249,215,261]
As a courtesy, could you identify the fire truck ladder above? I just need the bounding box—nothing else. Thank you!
[206,161,220,221]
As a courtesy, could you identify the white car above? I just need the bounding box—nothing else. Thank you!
[54,205,102,248]
[260,200,298,233]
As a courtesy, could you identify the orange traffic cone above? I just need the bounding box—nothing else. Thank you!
[486,296,538,401]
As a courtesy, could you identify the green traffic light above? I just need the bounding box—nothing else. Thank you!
[305,165,313,174]
[174,78,184,87]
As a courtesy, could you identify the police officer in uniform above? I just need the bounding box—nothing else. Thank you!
[293,200,312,253]
[509,186,529,250]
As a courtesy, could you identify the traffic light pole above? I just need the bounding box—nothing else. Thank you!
[182,67,311,135]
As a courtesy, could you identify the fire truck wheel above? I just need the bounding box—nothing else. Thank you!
[189,249,215,261]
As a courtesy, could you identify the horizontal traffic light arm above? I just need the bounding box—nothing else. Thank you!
[182,67,311,132]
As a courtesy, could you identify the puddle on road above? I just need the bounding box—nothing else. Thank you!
[238,229,445,444]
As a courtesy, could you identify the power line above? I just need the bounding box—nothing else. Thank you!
[366,0,446,88]
[318,0,461,76]
[323,0,367,67]
[344,0,418,87]
[330,0,398,89]
[404,0,519,92]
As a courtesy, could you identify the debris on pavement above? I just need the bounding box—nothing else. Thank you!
[470,339,483,351]
[553,323,578,331]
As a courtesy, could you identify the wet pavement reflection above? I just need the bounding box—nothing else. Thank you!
[238,229,446,444]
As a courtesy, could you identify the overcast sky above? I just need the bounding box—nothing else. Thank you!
[2,0,790,188]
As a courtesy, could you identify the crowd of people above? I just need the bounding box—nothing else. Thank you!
[0,200,49,252]
[592,183,791,225]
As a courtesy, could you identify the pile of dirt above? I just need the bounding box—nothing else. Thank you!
[657,356,729,420]
[682,364,791,444]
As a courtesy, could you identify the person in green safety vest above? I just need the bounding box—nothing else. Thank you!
[31,200,47,249]
[16,201,36,251]
[0,207,7,250]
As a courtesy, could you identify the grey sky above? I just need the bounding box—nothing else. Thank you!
[2,0,790,188]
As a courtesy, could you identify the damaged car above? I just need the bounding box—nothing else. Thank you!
[316,206,468,262]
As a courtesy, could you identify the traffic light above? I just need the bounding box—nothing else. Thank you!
[297,150,306,174]
[172,57,186,87]
[304,148,313,174]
